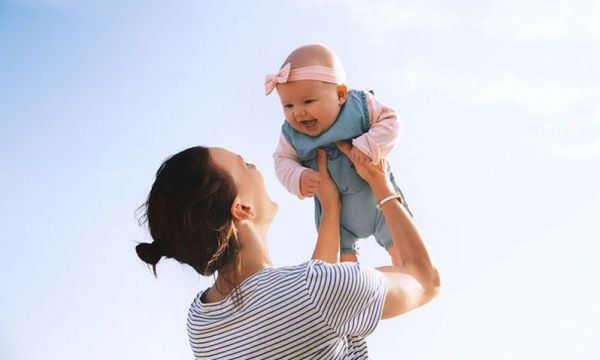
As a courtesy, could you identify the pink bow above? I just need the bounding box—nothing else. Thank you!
[264,63,291,95]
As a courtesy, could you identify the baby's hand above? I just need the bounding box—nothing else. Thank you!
[300,169,321,198]
[350,146,372,165]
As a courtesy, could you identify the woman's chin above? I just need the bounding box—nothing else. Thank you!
[268,201,279,219]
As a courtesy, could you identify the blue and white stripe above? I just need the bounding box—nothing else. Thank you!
[187,260,387,359]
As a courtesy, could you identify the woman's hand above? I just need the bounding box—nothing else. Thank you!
[315,149,340,210]
[335,141,391,198]
[312,149,341,263]
[350,146,372,165]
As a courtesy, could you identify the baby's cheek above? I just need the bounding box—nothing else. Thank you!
[283,114,295,124]
[287,119,309,135]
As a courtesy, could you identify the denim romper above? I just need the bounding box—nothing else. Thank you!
[282,89,412,254]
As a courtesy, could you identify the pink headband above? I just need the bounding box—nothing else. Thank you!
[264,62,346,95]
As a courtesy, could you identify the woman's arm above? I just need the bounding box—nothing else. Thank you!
[336,141,441,319]
[311,149,340,264]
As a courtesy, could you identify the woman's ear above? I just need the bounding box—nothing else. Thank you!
[337,84,348,104]
[230,198,255,221]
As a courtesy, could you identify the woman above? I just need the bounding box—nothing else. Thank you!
[136,141,440,359]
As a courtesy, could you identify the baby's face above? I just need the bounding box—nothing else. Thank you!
[276,80,347,137]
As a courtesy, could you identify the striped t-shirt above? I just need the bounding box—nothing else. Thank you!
[187,260,387,359]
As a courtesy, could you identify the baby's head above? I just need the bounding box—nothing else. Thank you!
[265,44,348,137]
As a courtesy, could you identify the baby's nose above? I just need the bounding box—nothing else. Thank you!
[294,107,307,117]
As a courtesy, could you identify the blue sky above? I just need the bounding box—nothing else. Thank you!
[1,0,599,359]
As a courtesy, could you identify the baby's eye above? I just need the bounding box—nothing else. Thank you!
[304,99,315,104]
[283,104,294,110]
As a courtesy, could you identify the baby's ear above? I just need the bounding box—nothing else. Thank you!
[337,84,348,104]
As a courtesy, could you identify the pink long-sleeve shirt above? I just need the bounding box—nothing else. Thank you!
[273,91,403,198]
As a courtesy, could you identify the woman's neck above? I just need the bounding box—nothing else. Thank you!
[210,222,273,300]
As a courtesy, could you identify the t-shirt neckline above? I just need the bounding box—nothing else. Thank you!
[197,266,273,307]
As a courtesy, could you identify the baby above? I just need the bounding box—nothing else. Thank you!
[266,44,412,262]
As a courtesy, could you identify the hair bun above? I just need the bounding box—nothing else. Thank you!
[136,242,164,266]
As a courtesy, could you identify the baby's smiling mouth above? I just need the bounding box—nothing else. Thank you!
[299,119,317,129]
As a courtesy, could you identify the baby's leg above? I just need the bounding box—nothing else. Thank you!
[340,226,359,263]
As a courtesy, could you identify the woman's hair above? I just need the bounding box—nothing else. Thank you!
[135,146,240,278]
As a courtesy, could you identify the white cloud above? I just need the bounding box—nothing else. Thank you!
[347,1,457,33]
[308,0,600,39]
[475,76,582,114]
[551,140,600,159]
[588,6,600,37]
[303,0,458,33]
[8,0,72,7]
[380,60,440,96]
[382,61,588,115]
[483,0,600,39]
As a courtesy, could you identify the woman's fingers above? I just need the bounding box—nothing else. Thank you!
[360,154,371,165]
[335,141,387,183]
[335,141,352,158]
[336,141,365,172]
[315,148,341,207]
[317,149,330,178]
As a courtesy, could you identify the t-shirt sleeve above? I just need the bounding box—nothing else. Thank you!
[305,260,387,337]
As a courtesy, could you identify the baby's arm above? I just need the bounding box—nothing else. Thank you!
[273,133,321,198]
[351,91,403,165]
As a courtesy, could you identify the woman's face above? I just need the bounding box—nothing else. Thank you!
[209,147,278,225]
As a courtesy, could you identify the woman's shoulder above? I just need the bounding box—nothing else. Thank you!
[190,262,316,307]
[190,261,379,309]
[283,259,366,279]
[266,259,351,277]
[305,260,385,295]
[304,259,377,275]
